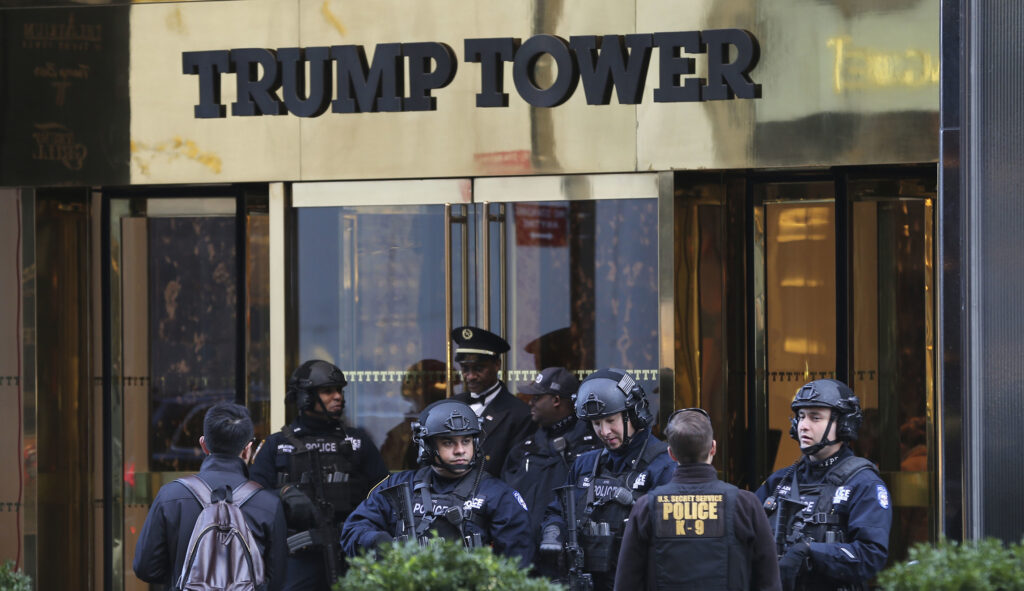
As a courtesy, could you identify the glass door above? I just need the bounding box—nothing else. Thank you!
[107,191,269,591]
[475,175,662,407]
[752,171,937,564]
[290,173,664,472]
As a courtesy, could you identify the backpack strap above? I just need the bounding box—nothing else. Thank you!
[177,474,263,507]
[176,474,213,508]
[232,480,263,507]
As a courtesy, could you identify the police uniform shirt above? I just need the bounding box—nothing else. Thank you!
[615,463,782,591]
[340,467,535,567]
[755,446,892,587]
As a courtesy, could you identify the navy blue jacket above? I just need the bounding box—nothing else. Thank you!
[755,446,892,588]
[132,453,288,591]
[341,465,535,567]
[500,416,600,540]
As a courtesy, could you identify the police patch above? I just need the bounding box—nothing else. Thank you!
[514,490,528,511]
[876,485,891,509]
[832,486,851,504]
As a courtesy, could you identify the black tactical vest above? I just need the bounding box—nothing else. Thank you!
[410,466,488,547]
[576,440,665,575]
[648,479,749,591]
[277,425,365,517]
[773,456,878,550]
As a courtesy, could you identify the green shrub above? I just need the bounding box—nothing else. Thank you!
[335,537,563,591]
[0,561,31,591]
[878,536,1024,591]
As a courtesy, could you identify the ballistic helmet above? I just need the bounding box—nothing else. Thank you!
[287,360,348,415]
[789,379,863,455]
[412,399,481,473]
[575,368,653,432]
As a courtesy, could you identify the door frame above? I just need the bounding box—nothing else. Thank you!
[279,172,676,428]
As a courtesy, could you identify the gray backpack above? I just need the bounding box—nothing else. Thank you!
[175,475,267,591]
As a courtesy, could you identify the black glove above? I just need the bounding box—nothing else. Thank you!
[280,485,318,531]
[369,532,394,549]
[778,541,811,591]
[539,525,564,554]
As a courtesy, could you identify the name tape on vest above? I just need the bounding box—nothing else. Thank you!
[654,494,725,538]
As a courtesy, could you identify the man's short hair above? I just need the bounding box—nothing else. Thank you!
[665,409,713,464]
[203,402,254,455]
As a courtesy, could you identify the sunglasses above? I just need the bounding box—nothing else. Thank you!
[667,407,711,422]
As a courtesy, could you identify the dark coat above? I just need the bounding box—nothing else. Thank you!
[616,463,782,591]
[500,416,600,540]
[132,453,288,591]
[755,446,892,589]
[453,382,535,477]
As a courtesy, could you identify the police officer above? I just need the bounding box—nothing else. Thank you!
[340,399,535,567]
[450,325,535,477]
[616,407,781,591]
[250,359,389,591]
[501,368,600,554]
[755,379,891,591]
[540,368,676,591]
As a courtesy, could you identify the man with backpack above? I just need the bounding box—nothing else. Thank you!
[133,402,288,590]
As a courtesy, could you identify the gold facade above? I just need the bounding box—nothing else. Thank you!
[128,0,938,185]
[0,0,942,588]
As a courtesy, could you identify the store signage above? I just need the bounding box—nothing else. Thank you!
[515,204,568,247]
[183,30,761,118]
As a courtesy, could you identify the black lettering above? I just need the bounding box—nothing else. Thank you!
[464,37,519,107]
[570,34,652,105]
[182,50,231,118]
[230,48,286,116]
[513,35,578,108]
[332,43,403,113]
[279,46,333,117]
[403,42,457,111]
[652,31,703,103]
[702,29,761,100]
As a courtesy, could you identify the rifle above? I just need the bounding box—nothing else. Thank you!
[557,484,593,591]
[379,482,420,543]
[285,448,343,583]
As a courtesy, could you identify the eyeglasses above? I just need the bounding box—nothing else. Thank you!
[667,407,711,423]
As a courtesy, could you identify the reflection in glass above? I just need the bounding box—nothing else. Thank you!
[296,205,450,468]
[503,199,660,408]
[296,198,660,471]
[148,218,238,472]
[851,196,934,561]
[765,198,837,472]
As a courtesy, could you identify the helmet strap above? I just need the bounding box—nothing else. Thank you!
[308,390,345,423]
[800,411,841,456]
[617,413,634,449]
